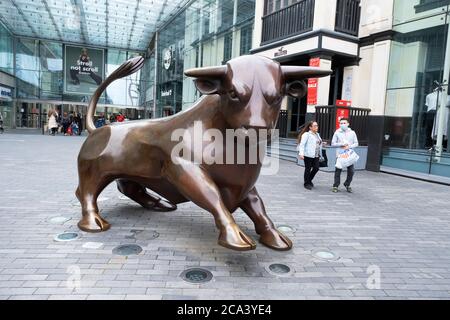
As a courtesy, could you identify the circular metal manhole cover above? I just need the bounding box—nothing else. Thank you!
[277,225,296,233]
[180,268,213,284]
[265,263,294,277]
[48,216,71,224]
[313,250,339,261]
[112,244,143,256]
[54,232,80,242]
[269,263,290,274]
[269,263,291,274]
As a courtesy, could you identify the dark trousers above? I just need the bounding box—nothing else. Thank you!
[304,157,320,186]
[70,70,102,85]
[425,110,436,148]
[334,165,355,188]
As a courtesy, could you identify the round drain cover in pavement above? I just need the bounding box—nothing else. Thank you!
[180,268,213,284]
[112,244,143,256]
[313,250,339,261]
[49,216,71,224]
[277,225,296,233]
[265,263,294,277]
[54,232,79,242]
[269,263,291,274]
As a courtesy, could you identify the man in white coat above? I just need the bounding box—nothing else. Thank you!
[331,118,359,193]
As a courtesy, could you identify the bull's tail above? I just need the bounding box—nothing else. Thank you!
[86,56,145,134]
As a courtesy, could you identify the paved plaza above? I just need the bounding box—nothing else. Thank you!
[0,133,449,300]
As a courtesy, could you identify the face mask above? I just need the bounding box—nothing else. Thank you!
[340,124,349,131]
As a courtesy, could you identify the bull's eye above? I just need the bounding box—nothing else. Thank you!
[228,90,239,101]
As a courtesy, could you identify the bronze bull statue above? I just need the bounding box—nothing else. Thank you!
[76,55,331,251]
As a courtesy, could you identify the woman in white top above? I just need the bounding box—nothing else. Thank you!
[297,121,323,190]
[48,109,58,136]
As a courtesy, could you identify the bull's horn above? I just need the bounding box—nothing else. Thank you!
[281,66,332,80]
[184,65,227,78]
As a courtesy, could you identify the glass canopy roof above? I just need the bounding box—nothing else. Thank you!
[0,0,190,51]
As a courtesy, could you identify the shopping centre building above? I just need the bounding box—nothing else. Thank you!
[0,0,449,179]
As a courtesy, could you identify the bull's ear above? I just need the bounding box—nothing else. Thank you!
[286,80,307,98]
[193,79,221,95]
[185,66,227,95]
[281,66,332,80]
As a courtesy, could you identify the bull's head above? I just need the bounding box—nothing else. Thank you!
[184,55,332,131]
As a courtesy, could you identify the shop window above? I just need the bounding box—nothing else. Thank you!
[415,0,450,13]
[223,33,233,64]
[240,25,253,55]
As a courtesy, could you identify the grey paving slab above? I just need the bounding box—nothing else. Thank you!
[1,133,450,300]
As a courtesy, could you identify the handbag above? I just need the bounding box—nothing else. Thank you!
[319,149,328,168]
[336,149,360,169]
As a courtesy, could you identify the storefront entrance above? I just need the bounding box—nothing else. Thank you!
[16,102,42,128]
[0,101,12,129]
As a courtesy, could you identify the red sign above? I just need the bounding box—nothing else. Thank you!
[307,58,321,105]
[336,100,352,107]
[336,108,350,129]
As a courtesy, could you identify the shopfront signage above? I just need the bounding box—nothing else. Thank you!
[161,89,173,97]
[336,100,352,107]
[64,45,105,95]
[336,107,351,129]
[307,58,320,105]
[274,47,287,58]
[0,85,12,101]
[163,48,172,70]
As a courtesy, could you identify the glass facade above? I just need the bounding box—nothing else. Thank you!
[383,0,450,177]
[0,23,153,128]
[0,22,14,129]
[0,0,255,128]
[12,38,147,106]
[0,22,13,74]
[155,0,255,117]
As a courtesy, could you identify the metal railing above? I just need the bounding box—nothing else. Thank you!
[261,0,315,45]
[276,110,289,138]
[335,0,361,36]
[315,105,371,145]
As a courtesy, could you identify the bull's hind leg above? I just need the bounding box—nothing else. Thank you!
[116,179,177,212]
[76,173,112,233]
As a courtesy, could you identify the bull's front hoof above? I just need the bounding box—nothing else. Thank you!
[78,213,111,233]
[218,225,256,251]
[259,229,293,251]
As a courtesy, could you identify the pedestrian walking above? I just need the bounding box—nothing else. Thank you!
[0,112,4,134]
[62,112,71,135]
[297,121,323,190]
[331,118,359,193]
[48,109,58,136]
